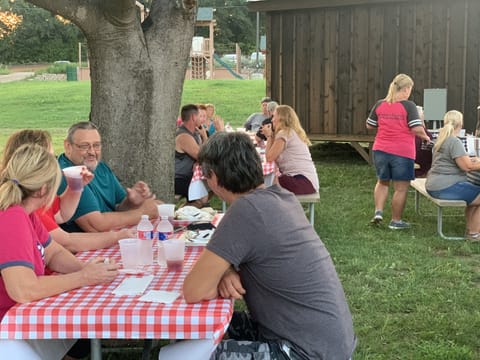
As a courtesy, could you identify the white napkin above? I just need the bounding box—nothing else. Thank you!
[112,275,154,296]
[138,290,181,304]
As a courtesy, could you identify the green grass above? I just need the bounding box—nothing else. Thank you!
[1,80,480,359]
[0,79,266,154]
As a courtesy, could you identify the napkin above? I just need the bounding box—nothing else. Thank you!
[112,275,154,296]
[138,290,181,304]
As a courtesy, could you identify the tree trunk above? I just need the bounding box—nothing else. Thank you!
[27,0,197,202]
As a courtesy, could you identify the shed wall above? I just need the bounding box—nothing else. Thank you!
[262,0,480,137]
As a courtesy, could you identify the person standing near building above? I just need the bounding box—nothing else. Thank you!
[366,73,430,229]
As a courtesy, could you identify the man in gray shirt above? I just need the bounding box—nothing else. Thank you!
[244,96,271,132]
[179,132,356,360]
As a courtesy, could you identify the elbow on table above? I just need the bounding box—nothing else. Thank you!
[183,285,218,304]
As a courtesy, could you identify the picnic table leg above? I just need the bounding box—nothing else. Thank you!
[309,203,314,225]
[91,339,102,360]
[437,207,464,241]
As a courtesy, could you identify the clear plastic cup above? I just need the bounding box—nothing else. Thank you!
[163,239,185,272]
[118,238,142,269]
[157,204,175,220]
[62,166,84,192]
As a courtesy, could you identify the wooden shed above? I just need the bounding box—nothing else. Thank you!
[248,0,480,161]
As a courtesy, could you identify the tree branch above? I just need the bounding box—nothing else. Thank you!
[27,0,96,32]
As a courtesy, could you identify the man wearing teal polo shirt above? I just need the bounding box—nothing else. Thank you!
[57,121,159,233]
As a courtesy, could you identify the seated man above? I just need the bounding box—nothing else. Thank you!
[57,121,159,233]
[243,96,271,132]
[175,104,209,207]
[161,132,356,359]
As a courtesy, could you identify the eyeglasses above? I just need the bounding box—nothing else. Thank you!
[72,142,102,151]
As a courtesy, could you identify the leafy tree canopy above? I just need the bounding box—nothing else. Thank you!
[0,0,83,63]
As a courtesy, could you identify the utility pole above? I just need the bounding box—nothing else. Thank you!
[255,11,260,68]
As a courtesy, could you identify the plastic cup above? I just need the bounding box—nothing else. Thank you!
[62,166,84,192]
[157,204,175,220]
[118,238,142,269]
[163,239,185,272]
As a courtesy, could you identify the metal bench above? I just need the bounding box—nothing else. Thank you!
[410,178,466,240]
[296,192,320,226]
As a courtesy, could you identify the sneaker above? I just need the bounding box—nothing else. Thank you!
[465,232,480,242]
[388,220,411,230]
[370,210,383,225]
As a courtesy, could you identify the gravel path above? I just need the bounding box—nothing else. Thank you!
[0,72,34,83]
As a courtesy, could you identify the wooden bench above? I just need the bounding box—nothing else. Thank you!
[410,178,466,240]
[296,192,320,226]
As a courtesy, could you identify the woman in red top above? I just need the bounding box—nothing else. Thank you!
[0,144,118,358]
[366,74,430,229]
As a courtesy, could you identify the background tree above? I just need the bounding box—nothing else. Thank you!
[23,0,198,202]
[0,0,82,63]
[196,0,262,55]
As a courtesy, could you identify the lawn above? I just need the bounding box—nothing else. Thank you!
[0,79,479,359]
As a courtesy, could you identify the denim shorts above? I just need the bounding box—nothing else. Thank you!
[427,181,480,205]
[373,150,414,181]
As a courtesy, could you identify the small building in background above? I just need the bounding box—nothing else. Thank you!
[248,0,480,161]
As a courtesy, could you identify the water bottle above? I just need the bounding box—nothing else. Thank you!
[137,215,153,265]
[156,216,173,266]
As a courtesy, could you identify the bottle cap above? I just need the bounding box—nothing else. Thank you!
[161,215,168,220]
[141,214,148,219]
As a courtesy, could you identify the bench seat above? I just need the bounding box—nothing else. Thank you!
[410,178,466,240]
[296,192,320,226]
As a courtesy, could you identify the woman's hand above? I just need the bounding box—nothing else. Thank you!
[81,257,119,286]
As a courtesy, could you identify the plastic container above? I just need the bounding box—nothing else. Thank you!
[156,216,173,266]
[137,215,153,265]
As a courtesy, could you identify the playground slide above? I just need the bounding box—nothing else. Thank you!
[213,53,243,80]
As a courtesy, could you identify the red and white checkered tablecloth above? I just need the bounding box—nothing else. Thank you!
[0,246,233,343]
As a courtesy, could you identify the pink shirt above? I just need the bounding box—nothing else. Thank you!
[0,205,51,320]
[368,100,422,159]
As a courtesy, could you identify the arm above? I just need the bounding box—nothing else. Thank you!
[244,114,254,130]
[217,267,246,300]
[213,116,225,132]
[183,249,231,303]
[1,241,118,304]
[49,227,135,253]
[176,133,201,160]
[75,198,159,232]
[455,156,480,172]
[55,167,95,223]
[116,181,156,211]
[264,126,286,162]
[411,125,431,142]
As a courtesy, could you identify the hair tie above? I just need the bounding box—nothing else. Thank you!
[10,178,20,186]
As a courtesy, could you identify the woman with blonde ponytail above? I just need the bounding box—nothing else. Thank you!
[0,144,119,358]
[366,73,430,230]
[426,110,480,241]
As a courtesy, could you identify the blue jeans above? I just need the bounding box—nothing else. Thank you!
[427,181,480,205]
[373,150,414,181]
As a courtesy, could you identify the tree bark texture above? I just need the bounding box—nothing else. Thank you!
[27,0,197,202]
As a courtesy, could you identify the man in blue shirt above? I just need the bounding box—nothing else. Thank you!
[57,122,159,233]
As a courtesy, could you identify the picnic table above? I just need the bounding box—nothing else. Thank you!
[0,243,233,360]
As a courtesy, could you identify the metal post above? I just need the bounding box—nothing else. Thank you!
[255,12,260,68]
